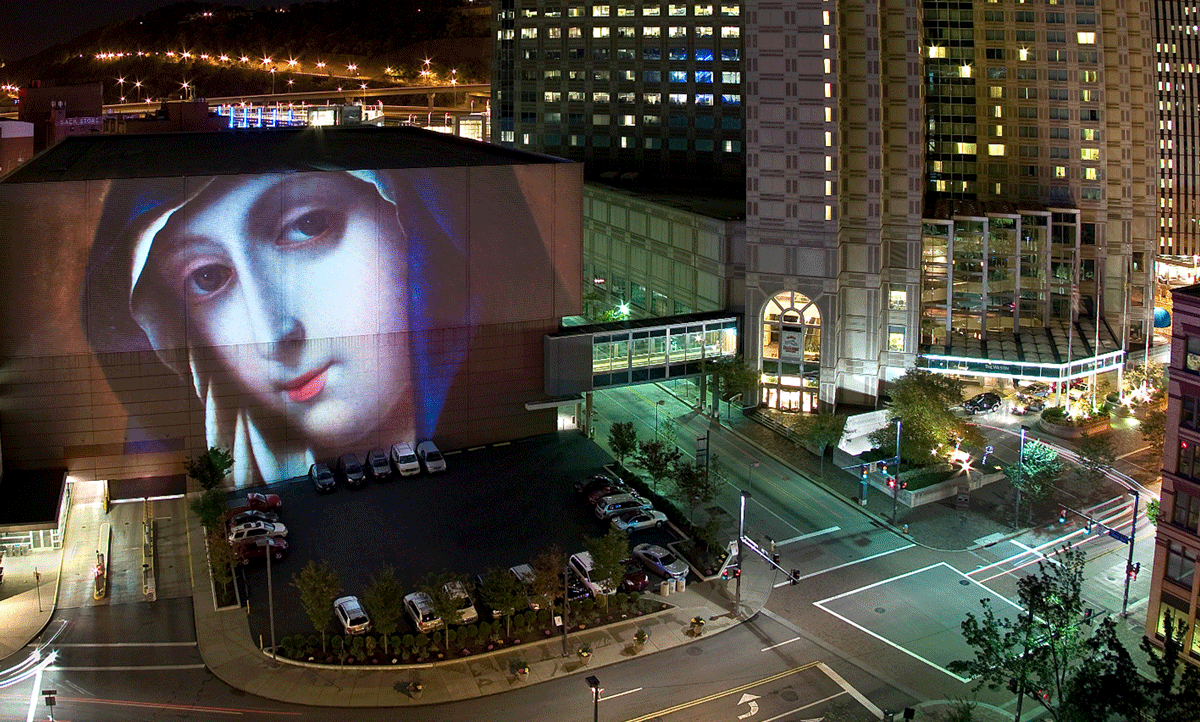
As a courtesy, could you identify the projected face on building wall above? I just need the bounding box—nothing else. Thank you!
[85,169,451,486]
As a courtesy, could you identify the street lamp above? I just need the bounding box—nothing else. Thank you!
[655,399,665,439]
[736,490,749,615]
[561,562,572,657]
[266,540,277,663]
[748,461,761,496]
[586,676,601,722]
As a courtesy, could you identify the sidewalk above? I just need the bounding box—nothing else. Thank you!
[188,501,776,707]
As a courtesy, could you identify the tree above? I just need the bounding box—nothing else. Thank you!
[1073,432,1115,487]
[868,369,972,466]
[790,412,848,474]
[1141,406,1166,458]
[671,457,718,522]
[608,421,638,469]
[290,560,341,652]
[418,571,470,651]
[1059,617,1145,721]
[949,544,1088,721]
[1006,439,1064,523]
[704,355,758,416]
[190,488,227,532]
[583,527,629,607]
[633,439,681,491]
[363,566,404,655]
[185,446,234,491]
[476,566,527,636]
[205,529,235,599]
[1140,614,1200,721]
[530,544,568,611]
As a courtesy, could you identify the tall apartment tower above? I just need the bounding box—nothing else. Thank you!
[1146,284,1200,664]
[1156,0,1200,256]
[493,0,1155,410]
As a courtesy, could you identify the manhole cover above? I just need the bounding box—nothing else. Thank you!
[960,579,971,586]
[875,607,886,614]
[780,689,800,702]
[686,646,703,656]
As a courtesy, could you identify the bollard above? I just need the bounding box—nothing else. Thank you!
[676,577,686,593]
[659,580,671,596]
[902,523,909,535]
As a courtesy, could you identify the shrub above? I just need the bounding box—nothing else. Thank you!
[475,621,490,641]
[581,598,595,615]
[415,634,430,657]
[328,635,343,654]
[445,627,459,647]
[537,608,552,625]
[392,635,405,653]
[307,634,322,653]
[614,592,628,609]
[402,633,415,652]
[364,635,377,657]
[350,636,365,657]
[629,592,641,606]
[467,623,481,642]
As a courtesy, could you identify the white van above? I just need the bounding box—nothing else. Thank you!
[568,551,615,596]
[416,440,447,473]
[594,492,652,520]
[389,442,421,477]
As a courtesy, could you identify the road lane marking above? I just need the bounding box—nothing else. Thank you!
[22,694,304,716]
[623,662,820,722]
[777,526,840,546]
[761,637,801,652]
[48,642,197,648]
[774,544,915,588]
[49,664,207,671]
[600,687,642,701]
[817,662,883,718]
[754,691,845,722]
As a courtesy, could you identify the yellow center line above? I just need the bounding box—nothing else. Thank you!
[622,662,820,722]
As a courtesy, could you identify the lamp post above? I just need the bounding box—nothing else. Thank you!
[1013,425,1030,529]
[266,540,277,662]
[586,675,601,722]
[561,564,571,657]
[748,461,761,496]
[735,490,748,615]
[655,399,665,439]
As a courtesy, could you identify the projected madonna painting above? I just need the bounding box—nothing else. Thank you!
[0,136,581,488]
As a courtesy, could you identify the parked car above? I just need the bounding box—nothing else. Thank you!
[620,559,650,592]
[389,442,421,477]
[594,493,654,520]
[963,392,1003,415]
[610,509,668,532]
[632,543,689,580]
[559,571,594,604]
[404,591,443,633]
[567,551,615,596]
[227,520,288,544]
[337,453,366,488]
[444,581,479,625]
[574,473,620,495]
[225,509,280,529]
[243,492,282,511]
[1020,381,1051,398]
[416,440,446,473]
[364,449,391,481]
[334,596,372,635]
[232,537,288,565]
[508,564,543,611]
[309,462,336,493]
[586,483,631,506]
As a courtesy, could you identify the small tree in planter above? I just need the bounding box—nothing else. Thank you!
[633,628,648,650]
[414,633,430,660]
[363,565,405,655]
[290,559,341,653]
[608,421,638,469]
[578,642,592,662]
[364,635,377,660]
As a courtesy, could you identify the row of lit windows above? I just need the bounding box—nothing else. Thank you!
[929,179,1103,199]
[983,67,1099,83]
[532,112,742,128]
[975,9,1095,22]
[515,4,741,18]
[932,159,1103,179]
[516,47,740,61]
[513,25,740,38]
[532,92,742,105]
[929,46,1098,60]
[540,69,740,82]
[936,142,1102,160]
[533,134,742,151]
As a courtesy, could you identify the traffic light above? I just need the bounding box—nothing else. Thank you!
[887,477,897,489]
[1127,562,1141,581]
[879,460,889,477]
[861,465,869,481]
[901,480,908,490]
[1085,518,1093,533]
[1083,607,1094,625]
[1058,507,1068,524]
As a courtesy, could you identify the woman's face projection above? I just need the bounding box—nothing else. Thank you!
[148,173,411,447]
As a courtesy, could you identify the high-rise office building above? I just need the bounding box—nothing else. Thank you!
[1155,0,1200,256]
[493,0,1156,410]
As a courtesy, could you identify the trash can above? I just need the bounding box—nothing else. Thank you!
[659,580,671,596]
[669,578,679,593]
[676,577,686,593]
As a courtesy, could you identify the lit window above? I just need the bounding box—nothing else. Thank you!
[825,156,832,171]
[824,83,831,98]
[593,92,610,102]
[645,93,661,105]
[670,70,688,82]
[696,25,713,36]
[570,27,582,38]
[669,93,688,105]
[822,10,829,24]
[721,94,741,105]
[825,131,832,147]
[643,26,661,37]
[670,3,687,15]
[696,4,713,15]
[670,26,687,37]
[929,46,946,59]
[889,286,907,310]
[1054,166,1067,178]
[825,180,832,195]
[824,107,832,122]
[594,27,610,37]
[988,144,1006,156]
[723,140,741,152]
[548,27,561,38]
[696,94,714,105]
[824,58,832,73]
[722,71,740,83]
[888,325,905,352]
[621,114,636,125]
[721,4,739,16]
[1081,148,1100,160]
[722,26,740,37]
[1078,32,1096,44]
[593,4,610,16]
[521,28,538,38]
[1083,167,1100,180]
[825,205,833,220]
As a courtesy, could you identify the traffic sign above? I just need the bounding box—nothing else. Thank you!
[1107,529,1131,544]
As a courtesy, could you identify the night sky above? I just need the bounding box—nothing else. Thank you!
[0,1,299,63]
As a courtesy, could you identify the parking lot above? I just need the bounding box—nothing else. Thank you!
[227,431,682,641]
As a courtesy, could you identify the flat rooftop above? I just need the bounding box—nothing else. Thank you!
[3,126,571,183]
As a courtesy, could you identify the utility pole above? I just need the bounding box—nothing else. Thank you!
[735,491,748,616]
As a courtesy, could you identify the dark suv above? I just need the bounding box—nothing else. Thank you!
[963,392,1003,415]
[337,453,367,488]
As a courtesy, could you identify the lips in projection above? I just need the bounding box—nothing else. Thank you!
[281,365,330,403]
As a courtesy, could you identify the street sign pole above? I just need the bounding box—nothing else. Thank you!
[1122,488,1140,617]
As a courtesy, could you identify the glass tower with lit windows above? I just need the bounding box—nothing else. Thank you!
[494,0,1157,409]
[1156,0,1200,256]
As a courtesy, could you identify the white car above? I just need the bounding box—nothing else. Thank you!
[416,440,447,473]
[632,543,689,580]
[610,509,668,532]
[404,591,443,633]
[227,520,287,544]
[389,442,421,476]
[334,595,371,635]
[444,581,479,625]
